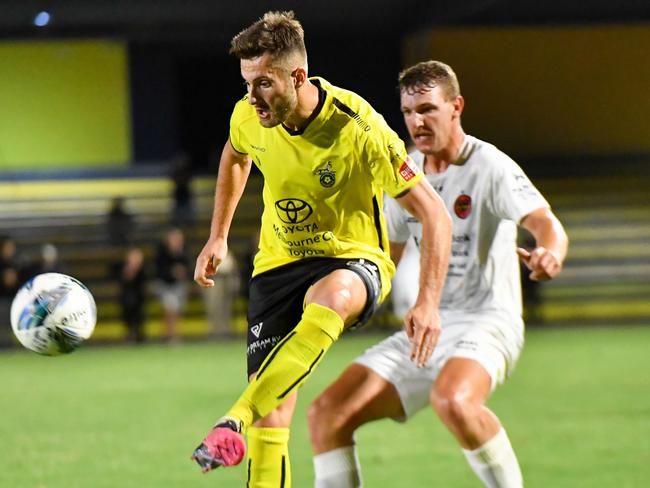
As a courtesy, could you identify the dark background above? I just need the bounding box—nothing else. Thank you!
[2,0,649,170]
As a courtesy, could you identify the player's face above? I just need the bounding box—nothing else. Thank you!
[241,53,298,128]
[401,85,462,155]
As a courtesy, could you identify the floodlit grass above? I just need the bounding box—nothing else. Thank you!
[1,325,649,487]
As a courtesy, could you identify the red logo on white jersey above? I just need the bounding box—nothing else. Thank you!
[399,157,419,182]
[454,194,472,219]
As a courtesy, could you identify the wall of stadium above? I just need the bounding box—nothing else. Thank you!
[0,40,130,170]
[403,24,650,159]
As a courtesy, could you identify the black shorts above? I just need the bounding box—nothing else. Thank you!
[246,257,381,376]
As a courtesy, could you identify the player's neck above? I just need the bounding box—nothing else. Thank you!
[423,128,465,174]
[283,81,320,132]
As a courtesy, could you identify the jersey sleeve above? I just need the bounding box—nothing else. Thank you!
[383,194,411,243]
[487,155,550,223]
[364,113,422,197]
[229,97,249,155]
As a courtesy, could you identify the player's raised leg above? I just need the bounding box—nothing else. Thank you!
[309,363,404,488]
[194,268,368,482]
[430,357,522,488]
[227,269,367,426]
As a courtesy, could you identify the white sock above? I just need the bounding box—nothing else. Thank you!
[313,446,362,488]
[462,428,523,488]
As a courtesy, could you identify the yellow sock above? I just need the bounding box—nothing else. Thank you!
[227,303,344,427]
[246,426,291,488]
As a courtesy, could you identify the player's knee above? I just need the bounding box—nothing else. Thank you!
[308,272,365,323]
[311,290,355,322]
[430,389,477,428]
[308,392,355,444]
[308,393,338,438]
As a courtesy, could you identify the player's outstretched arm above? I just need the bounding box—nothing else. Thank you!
[194,139,252,287]
[395,179,452,367]
[518,207,568,281]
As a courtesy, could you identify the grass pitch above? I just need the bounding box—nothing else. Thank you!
[1,325,649,488]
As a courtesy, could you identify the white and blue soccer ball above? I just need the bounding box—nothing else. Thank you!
[11,273,97,356]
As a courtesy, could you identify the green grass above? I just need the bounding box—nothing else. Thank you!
[1,325,649,487]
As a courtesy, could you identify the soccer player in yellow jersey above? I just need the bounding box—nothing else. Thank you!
[191,11,452,486]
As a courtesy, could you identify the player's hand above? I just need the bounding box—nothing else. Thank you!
[517,246,562,281]
[404,304,441,368]
[194,239,228,287]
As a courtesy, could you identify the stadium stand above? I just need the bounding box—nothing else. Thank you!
[0,175,263,342]
[0,170,648,343]
[535,175,650,324]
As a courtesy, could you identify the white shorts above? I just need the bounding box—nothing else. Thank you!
[354,309,524,421]
[155,281,189,312]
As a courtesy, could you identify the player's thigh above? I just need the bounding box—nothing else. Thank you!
[355,330,436,420]
[311,363,404,427]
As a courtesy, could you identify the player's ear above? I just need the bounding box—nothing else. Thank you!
[292,67,307,88]
[453,96,465,118]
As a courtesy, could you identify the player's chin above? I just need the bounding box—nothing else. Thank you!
[257,114,281,128]
[412,139,435,154]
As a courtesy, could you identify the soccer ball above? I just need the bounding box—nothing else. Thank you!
[11,273,97,356]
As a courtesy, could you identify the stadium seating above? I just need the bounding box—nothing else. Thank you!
[534,175,650,324]
[0,174,263,341]
[1,170,648,343]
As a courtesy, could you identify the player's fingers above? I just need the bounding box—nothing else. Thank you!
[404,314,415,338]
[516,247,531,261]
[418,329,440,367]
[194,261,215,287]
[416,339,430,367]
[210,255,222,273]
[410,322,426,362]
[194,256,207,281]
[528,250,543,270]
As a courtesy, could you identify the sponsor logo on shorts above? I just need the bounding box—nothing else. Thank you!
[247,335,282,356]
[454,194,472,219]
[275,198,313,224]
[454,339,478,351]
[250,322,263,338]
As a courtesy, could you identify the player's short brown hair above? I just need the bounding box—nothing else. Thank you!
[230,11,307,68]
[398,60,460,100]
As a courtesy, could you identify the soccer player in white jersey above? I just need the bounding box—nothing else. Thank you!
[308,60,568,487]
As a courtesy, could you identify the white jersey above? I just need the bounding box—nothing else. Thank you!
[385,135,549,317]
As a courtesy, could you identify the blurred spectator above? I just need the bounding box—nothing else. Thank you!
[20,243,64,283]
[169,153,195,228]
[0,236,20,347]
[106,196,134,247]
[155,228,190,342]
[201,250,240,337]
[113,247,148,343]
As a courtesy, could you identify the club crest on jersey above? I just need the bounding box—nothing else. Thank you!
[454,194,472,219]
[314,161,336,188]
[398,156,419,182]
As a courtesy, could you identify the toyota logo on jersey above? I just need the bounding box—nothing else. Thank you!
[274,198,313,224]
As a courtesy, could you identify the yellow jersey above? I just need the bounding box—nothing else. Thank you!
[229,77,422,301]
